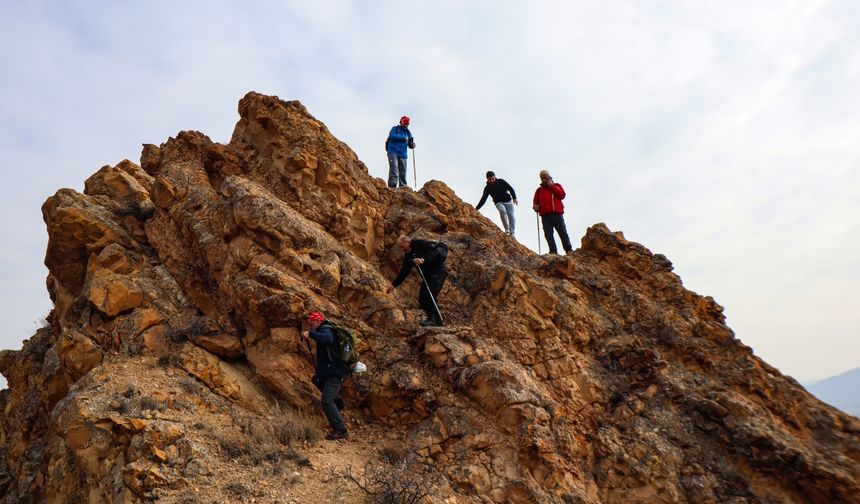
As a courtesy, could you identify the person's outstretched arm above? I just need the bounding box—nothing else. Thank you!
[475,186,490,210]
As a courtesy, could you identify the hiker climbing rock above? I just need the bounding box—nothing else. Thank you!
[385,115,415,188]
[388,235,447,326]
[475,170,518,237]
[301,311,350,440]
[532,169,573,255]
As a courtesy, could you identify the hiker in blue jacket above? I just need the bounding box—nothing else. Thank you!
[475,170,518,237]
[385,115,415,188]
[302,311,350,440]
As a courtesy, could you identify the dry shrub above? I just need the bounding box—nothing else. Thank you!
[166,317,211,343]
[377,445,409,465]
[347,458,441,504]
[178,375,202,395]
[223,482,250,499]
[157,354,183,368]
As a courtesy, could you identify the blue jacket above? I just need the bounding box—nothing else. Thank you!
[309,324,350,379]
[385,125,414,158]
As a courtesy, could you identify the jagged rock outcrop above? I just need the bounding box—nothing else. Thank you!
[1,92,858,503]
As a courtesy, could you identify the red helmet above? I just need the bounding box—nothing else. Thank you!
[400,115,410,126]
[307,312,325,324]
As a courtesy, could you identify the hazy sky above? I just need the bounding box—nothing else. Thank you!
[1,1,857,385]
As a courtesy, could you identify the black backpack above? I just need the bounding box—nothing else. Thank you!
[433,241,448,262]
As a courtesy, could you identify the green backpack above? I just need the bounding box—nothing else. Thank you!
[325,321,360,369]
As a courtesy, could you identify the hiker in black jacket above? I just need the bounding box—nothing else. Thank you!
[475,171,518,237]
[389,235,447,326]
[301,311,349,440]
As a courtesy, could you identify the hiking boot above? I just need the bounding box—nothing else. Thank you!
[325,430,349,441]
[565,250,575,257]
[419,318,438,327]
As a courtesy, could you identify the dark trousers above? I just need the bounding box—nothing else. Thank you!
[418,268,447,322]
[541,213,573,253]
[319,377,346,433]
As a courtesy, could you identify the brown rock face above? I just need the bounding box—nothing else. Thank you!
[1,92,858,503]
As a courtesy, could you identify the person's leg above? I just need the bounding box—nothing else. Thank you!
[541,215,558,254]
[427,272,447,324]
[417,282,435,323]
[554,214,573,252]
[495,202,510,233]
[321,377,347,434]
[503,201,516,236]
[397,156,408,187]
[387,153,399,188]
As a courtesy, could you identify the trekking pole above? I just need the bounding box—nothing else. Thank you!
[412,149,417,189]
[416,265,444,325]
[536,213,542,254]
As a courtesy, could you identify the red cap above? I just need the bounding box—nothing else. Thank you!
[400,115,410,126]
[307,312,325,324]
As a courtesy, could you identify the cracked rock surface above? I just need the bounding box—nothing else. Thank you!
[1,92,858,503]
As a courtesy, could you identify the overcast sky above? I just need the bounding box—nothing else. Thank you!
[1,1,857,386]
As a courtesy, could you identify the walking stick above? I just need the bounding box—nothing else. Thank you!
[416,265,444,325]
[412,149,417,189]
[536,213,542,254]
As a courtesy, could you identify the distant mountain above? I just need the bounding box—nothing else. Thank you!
[807,367,860,417]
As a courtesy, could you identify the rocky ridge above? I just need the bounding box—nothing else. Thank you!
[0,92,858,503]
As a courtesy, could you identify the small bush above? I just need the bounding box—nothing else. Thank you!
[177,490,201,504]
[166,317,212,343]
[178,376,201,395]
[347,459,441,504]
[223,483,250,499]
[138,396,166,412]
[378,446,409,466]
[158,355,183,369]
[110,395,129,415]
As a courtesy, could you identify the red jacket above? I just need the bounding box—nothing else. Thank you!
[533,183,566,215]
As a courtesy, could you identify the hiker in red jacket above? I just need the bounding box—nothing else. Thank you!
[532,170,573,255]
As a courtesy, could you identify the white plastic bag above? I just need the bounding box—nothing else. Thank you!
[352,361,368,373]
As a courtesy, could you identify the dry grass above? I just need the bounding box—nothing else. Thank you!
[215,405,322,471]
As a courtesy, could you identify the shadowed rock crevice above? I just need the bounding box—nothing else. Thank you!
[1,92,857,503]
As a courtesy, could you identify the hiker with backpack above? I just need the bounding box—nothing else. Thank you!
[533,169,574,256]
[388,235,447,327]
[301,311,350,440]
[385,115,415,188]
[475,170,518,237]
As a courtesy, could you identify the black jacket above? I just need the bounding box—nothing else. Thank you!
[392,239,447,286]
[476,179,517,210]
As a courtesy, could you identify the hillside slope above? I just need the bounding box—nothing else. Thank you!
[1,92,858,503]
